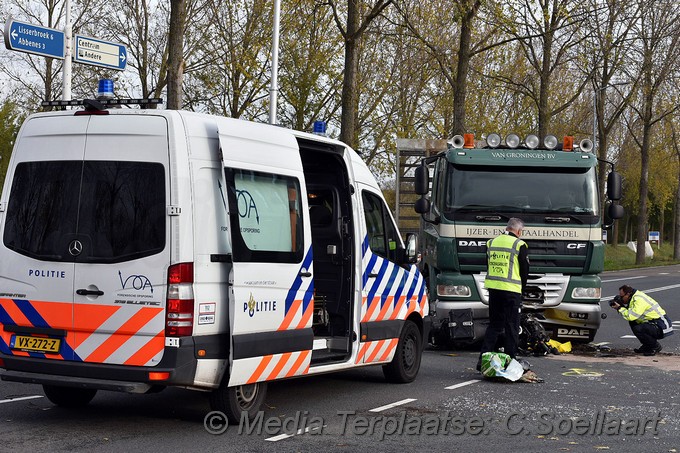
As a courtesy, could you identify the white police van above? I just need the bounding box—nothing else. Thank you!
[0,96,429,422]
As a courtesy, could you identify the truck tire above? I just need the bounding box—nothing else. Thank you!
[209,381,268,424]
[382,320,422,383]
[42,385,97,408]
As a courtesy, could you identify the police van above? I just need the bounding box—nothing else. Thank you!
[0,97,429,422]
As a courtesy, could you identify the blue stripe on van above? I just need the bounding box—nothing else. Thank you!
[14,299,50,329]
[285,247,314,314]
[365,258,389,307]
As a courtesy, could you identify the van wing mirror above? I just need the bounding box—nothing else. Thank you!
[607,171,622,201]
[405,233,419,264]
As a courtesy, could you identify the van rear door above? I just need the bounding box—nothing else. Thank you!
[217,122,314,386]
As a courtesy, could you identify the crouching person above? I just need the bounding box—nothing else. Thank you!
[610,284,674,356]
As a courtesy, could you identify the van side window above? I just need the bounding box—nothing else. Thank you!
[362,191,399,262]
[225,168,303,263]
[3,161,166,263]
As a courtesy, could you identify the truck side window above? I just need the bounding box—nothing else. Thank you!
[226,168,303,263]
[362,191,399,262]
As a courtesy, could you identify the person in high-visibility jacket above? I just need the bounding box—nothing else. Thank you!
[477,218,529,371]
[610,284,673,356]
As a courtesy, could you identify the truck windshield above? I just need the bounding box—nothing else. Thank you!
[445,164,599,218]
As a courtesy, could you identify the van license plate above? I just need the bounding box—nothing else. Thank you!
[11,335,61,354]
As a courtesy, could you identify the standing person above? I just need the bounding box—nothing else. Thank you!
[610,285,673,356]
[476,218,530,372]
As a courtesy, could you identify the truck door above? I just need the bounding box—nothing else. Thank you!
[218,126,314,386]
[357,186,427,364]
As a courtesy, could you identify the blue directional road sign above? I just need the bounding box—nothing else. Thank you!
[4,17,65,59]
[74,35,127,71]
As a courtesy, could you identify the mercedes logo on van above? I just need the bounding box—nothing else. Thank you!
[68,240,83,256]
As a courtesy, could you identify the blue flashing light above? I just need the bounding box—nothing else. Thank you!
[97,79,114,99]
[313,120,327,136]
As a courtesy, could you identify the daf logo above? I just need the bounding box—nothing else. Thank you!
[459,240,486,247]
[68,240,83,256]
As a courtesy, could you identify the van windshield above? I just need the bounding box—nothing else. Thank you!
[3,160,165,263]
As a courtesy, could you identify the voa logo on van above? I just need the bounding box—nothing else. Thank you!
[237,189,260,225]
[244,293,277,317]
[118,271,153,293]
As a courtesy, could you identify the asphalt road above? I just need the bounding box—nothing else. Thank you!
[1,266,679,452]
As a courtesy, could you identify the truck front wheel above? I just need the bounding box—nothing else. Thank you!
[382,320,423,383]
[209,381,268,424]
[42,385,97,408]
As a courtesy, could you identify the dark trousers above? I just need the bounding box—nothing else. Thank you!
[630,321,662,349]
[480,289,523,358]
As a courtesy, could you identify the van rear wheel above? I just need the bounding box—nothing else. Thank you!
[383,320,422,383]
[42,385,97,408]
[209,381,268,424]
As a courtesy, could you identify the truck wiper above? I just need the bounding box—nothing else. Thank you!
[544,215,584,224]
[475,214,510,221]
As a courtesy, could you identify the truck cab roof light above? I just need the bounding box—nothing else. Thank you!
[486,133,501,148]
[544,135,558,150]
[506,133,520,148]
[463,133,475,149]
[525,134,539,149]
[563,136,574,151]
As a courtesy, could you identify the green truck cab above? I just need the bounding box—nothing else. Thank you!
[411,133,623,345]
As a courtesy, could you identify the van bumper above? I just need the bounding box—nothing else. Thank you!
[0,334,227,391]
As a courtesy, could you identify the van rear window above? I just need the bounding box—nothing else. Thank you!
[3,161,165,263]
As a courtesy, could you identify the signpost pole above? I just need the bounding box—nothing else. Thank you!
[62,0,72,101]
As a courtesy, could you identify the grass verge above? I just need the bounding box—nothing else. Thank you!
[604,242,680,271]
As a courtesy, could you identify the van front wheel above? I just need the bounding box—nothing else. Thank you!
[383,320,422,383]
[209,381,268,424]
[42,385,97,408]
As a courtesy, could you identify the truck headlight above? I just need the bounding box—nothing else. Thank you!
[437,285,471,297]
[572,287,601,299]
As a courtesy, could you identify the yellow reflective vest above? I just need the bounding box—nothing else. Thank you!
[619,290,666,323]
[485,233,526,294]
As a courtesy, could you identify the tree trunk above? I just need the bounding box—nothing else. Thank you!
[635,122,651,264]
[167,0,187,110]
[452,1,480,136]
[339,0,361,148]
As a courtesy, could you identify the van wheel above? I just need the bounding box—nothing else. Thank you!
[383,320,422,383]
[209,382,268,424]
[42,385,97,408]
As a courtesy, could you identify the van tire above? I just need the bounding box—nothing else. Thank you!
[382,320,422,383]
[42,385,97,408]
[209,381,268,424]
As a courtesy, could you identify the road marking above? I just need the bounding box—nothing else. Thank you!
[659,272,669,275]
[562,368,604,377]
[0,395,43,404]
[369,398,417,413]
[445,379,481,390]
[265,425,326,442]
[601,283,680,302]
[601,276,646,283]
[620,335,636,339]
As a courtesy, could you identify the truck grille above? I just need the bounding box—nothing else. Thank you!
[473,273,569,308]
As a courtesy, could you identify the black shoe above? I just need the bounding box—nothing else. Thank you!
[643,344,662,356]
[634,346,650,354]
[475,359,482,372]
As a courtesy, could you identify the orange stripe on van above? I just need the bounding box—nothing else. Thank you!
[366,340,386,363]
[84,308,161,363]
[356,342,369,364]
[0,299,33,328]
[247,355,274,384]
[266,352,292,381]
[285,350,310,378]
[296,301,314,329]
[376,296,394,321]
[30,301,73,330]
[72,304,122,349]
[278,299,301,331]
[361,296,380,323]
[123,331,165,366]
[389,296,406,321]
[378,338,398,362]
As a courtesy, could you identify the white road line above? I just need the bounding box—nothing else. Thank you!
[601,276,646,283]
[659,273,669,275]
[620,335,637,339]
[369,398,417,413]
[601,283,680,302]
[0,395,43,404]
[445,379,481,390]
[265,425,326,442]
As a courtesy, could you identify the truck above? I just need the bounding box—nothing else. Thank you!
[0,90,429,423]
[397,132,622,346]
